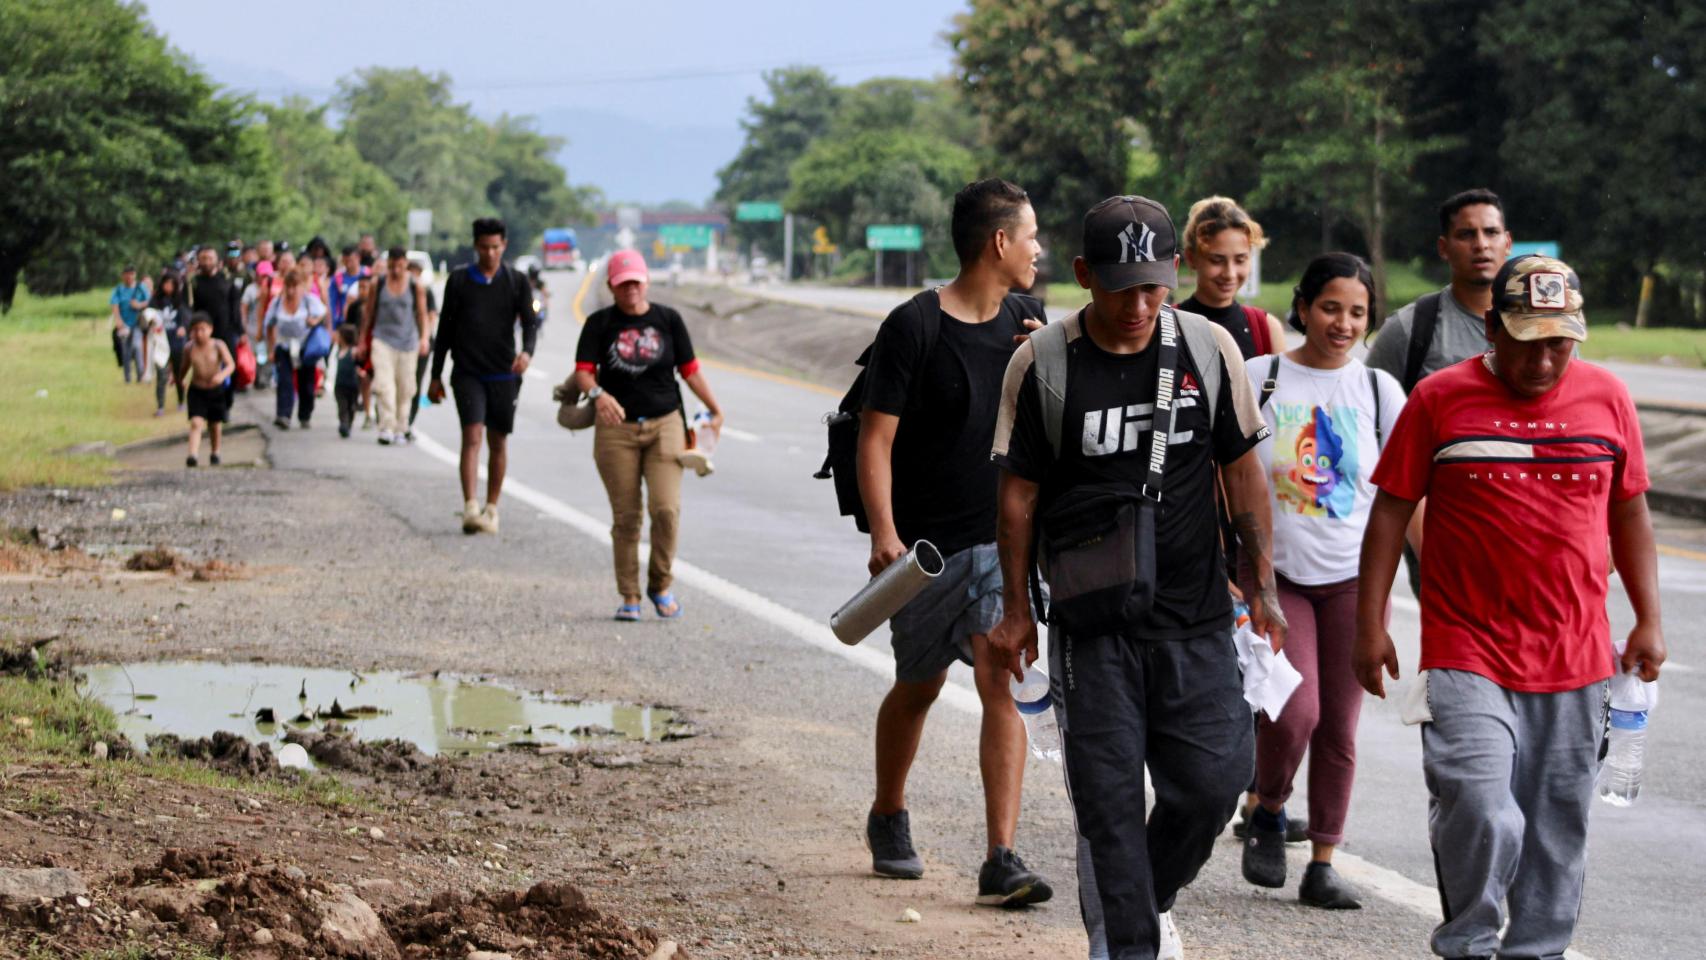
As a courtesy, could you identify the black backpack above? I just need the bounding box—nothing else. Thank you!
[814,291,942,533]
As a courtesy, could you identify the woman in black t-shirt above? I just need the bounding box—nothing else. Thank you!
[1177,196,1286,361]
[573,250,725,622]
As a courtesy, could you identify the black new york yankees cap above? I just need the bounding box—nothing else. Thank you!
[1082,195,1179,291]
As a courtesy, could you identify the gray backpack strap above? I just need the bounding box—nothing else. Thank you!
[1031,310,1079,460]
[1174,308,1221,425]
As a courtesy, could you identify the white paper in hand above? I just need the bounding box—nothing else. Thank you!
[1232,618,1303,719]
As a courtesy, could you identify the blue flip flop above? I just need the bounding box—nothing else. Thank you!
[647,592,683,620]
[614,603,642,622]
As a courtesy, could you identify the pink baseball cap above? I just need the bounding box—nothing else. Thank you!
[255,261,275,277]
[607,249,649,286]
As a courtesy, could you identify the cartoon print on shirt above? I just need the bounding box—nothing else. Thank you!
[608,326,663,374]
[1272,402,1358,519]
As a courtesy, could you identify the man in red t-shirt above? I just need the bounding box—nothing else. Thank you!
[1353,255,1665,960]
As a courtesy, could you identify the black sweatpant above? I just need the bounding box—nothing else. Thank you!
[1050,626,1252,960]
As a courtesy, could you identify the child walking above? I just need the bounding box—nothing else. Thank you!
[184,313,235,467]
[334,324,361,438]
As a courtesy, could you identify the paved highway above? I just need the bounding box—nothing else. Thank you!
[387,266,1704,957]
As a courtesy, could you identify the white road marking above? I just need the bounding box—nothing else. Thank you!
[720,426,762,443]
[411,431,978,715]
[409,429,1601,959]
[525,365,554,380]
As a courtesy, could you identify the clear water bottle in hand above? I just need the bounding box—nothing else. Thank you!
[1011,664,1062,764]
[1597,668,1657,808]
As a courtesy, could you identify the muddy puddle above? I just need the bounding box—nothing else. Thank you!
[80,661,680,757]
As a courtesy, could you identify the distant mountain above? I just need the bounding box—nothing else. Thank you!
[528,107,743,207]
[182,57,741,206]
[191,54,333,103]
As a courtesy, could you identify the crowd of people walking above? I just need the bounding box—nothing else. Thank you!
[105,184,1665,960]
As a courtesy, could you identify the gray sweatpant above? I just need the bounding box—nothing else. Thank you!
[1422,669,1608,960]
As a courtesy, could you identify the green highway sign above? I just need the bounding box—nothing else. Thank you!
[866,224,923,251]
[657,224,715,249]
[736,201,784,222]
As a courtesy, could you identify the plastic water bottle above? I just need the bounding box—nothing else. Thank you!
[1010,664,1062,764]
[1233,600,1252,629]
[1597,668,1657,807]
[690,410,719,456]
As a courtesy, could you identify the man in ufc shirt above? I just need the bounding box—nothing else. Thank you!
[1354,255,1665,960]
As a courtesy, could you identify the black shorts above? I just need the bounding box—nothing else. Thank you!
[187,385,229,424]
[450,371,521,435]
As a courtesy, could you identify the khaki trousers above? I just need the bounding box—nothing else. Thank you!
[370,340,418,434]
[593,415,685,599]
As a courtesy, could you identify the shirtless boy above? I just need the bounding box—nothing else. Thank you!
[184,312,236,467]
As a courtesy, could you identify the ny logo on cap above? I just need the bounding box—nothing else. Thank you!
[1118,222,1157,264]
[1529,272,1567,311]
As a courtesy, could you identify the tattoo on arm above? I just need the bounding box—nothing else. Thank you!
[1231,509,1286,628]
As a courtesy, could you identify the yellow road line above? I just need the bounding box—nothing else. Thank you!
[569,267,842,399]
[1658,543,1706,563]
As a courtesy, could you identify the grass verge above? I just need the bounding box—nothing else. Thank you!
[0,288,181,489]
[0,663,365,813]
[1576,325,1706,368]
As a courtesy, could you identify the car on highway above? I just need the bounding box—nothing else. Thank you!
[750,255,773,283]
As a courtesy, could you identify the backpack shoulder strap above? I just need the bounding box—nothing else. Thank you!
[1259,355,1281,409]
[1369,367,1385,448]
[1403,292,1442,393]
[1174,308,1222,425]
[1242,304,1271,355]
[1030,309,1079,461]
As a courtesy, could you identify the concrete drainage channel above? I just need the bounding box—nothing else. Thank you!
[80,661,693,769]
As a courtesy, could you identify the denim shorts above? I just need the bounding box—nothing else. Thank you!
[888,541,1004,684]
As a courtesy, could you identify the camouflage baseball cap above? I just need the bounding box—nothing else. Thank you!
[1492,254,1587,342]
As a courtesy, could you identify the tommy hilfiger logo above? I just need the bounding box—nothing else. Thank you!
[1492,420,1570,431]
[1467,470,1600,483]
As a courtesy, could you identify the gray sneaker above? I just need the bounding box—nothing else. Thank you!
[866,809,923,879]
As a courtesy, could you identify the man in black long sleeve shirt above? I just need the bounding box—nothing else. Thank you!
[427,218,539,534]
[188,247,244,397]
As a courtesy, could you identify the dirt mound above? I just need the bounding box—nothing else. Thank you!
[148,731,278,778]
[283,728,432,775]
[125,546,184,572]
[384,880,672,960]
[125,846,255,885]
[107,849,672,960]
[0,636,68,678]
[0,527,97,575]
[124,546,247,580]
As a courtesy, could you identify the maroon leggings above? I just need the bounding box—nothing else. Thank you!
[1255,574,1371,845]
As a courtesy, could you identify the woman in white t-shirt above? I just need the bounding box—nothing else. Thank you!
[1237,252,1409,910]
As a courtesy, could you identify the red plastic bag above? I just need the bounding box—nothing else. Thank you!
[232,339,256,389]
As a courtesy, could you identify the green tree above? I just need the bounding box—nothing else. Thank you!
[1136,0,1454,316]
[337,68,495,255]
[484,115,594,251]
[0,0,277,310]
[714,67,843,260]
[1482,0,1706,326]
[255,98,407,246]
[951,0,1152,267]
[786,130,975,281]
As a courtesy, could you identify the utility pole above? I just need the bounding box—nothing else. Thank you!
[783,213,795,283]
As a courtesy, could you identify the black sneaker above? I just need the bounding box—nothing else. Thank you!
[1299,861,1362,909]
[209,453,221,466]
[185,456,198,468]
[866,809,923,879]
[1233,805,1310,843]
[1241,808,1288,889]
[976,846,1052,907]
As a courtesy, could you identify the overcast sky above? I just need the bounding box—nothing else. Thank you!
[142,0,967,205]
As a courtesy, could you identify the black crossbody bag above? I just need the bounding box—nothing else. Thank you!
[1031,307,1182,637]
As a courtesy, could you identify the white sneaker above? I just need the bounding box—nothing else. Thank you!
[1158,911,1184,960]
[377,430,393,445]
[461,500,482,534]
[476,502,500,534]
[677,449,714,477]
